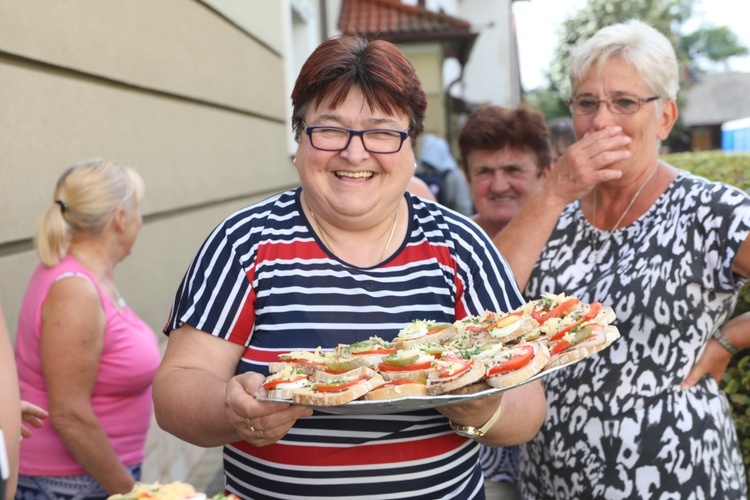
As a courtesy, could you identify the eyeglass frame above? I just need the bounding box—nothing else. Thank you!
[567,94,661,115]
[303,123,411,154]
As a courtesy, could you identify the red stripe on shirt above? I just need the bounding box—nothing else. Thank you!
[230,432,468,466]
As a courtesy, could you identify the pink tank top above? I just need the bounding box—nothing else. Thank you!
[15,255,160,475]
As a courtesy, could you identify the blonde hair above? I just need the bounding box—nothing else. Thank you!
[35,159,145,267]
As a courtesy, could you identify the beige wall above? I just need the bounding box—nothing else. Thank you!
[403,43,446,138]
[0,0,298,486]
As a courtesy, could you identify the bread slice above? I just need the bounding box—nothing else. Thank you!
[312,366,379,383]
[262,365,312,400]
[426,358,485,396]
[547,325,620,369]
[484,342,550,389]
[290,367,385,406]
[443,380,493,396]
[266,381,311,400]
[486,316,540,344]
[363,379,427,400]
[268,348,333,375]
[392,321,457,350]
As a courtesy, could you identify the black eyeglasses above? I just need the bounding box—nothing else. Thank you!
[304,124,411,154]
[568,94,661,115]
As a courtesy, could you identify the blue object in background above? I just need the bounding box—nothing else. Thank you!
[722,117,750,152]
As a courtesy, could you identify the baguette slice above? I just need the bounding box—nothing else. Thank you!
[266,380,312,400]
[485,316,540,344]
[363,379,427,400]
[312,366,380,383]
[293,369,385,406]
[268,348,333,375]
[392,321,457,350]
[547,324,620,369]
[426,358,485,396]
[484,342,550,389]
[262,366,312,400]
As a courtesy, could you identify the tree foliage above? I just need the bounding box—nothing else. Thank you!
[525,0,748,134]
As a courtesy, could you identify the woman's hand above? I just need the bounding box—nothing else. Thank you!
[682,314,750,389]
[437,393,502,432]
[681,339,732,389]
[542,125,630,207]
[20,400,48,438]
[437,381,545,447]
[225,371,313,447]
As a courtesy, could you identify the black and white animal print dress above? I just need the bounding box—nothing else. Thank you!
[519,171,750,499]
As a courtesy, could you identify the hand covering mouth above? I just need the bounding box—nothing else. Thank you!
[335,171,374,179]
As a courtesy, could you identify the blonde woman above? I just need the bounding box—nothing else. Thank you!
[14,160,160,499]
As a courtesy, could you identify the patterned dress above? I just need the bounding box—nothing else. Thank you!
[519,171,750,499]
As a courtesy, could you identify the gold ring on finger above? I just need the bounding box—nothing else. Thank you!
[246,417,255,433]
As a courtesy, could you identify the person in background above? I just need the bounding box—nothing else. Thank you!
[0,304,47,500]
[406,174,437,201]
[457,104,553,499]
[415,133,474,215]
[152,34,545,499]
[496,20,750,498]
[459,104,552,240]
[546,116,576,165]
[14,159,160,499]
[1,303,21,500]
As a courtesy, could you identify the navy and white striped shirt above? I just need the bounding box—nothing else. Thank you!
[165,188,524,499]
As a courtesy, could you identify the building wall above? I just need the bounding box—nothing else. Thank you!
[403,43,446,138]
[0,0,299,485]
[403,0,519,107]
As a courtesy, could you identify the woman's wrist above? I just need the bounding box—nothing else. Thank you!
[713,328,740,355]
[449,402,502,439]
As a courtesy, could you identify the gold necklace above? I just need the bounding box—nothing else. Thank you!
[308,205,400,264]
[591,161,660,264]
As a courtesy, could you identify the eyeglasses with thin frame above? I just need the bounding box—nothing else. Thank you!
[568,94,661,115]
[303,123,411,154]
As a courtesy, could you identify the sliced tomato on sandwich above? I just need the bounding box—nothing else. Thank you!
[487,345,535,376]
[432,355,474,379]
[549,302,603,341]
[354,347,396,356]
[550,323,603,355]
[532,297,580,325]
[262,374,307,389]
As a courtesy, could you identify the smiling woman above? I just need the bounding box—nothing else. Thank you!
[153,34,546,500]
[494,20,750,499]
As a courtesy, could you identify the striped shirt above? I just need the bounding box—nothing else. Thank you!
[165,188,523,499]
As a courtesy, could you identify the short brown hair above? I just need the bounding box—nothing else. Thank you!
[458,105,551,176]
[291,35,427,143]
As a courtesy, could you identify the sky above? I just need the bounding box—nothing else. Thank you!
[513,0,750,90]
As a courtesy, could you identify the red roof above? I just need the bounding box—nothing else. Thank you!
[339,0,473,41]
[338,0,477,64]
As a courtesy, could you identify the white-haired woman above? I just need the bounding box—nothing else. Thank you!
[497,20,750,498]
[14,159,160,499]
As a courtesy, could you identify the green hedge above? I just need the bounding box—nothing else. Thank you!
[662,151,750,483]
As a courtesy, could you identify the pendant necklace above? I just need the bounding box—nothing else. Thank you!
[591,161,659,264]
[308,204,400,264]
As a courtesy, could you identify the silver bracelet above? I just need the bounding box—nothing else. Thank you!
[713,328,740,355]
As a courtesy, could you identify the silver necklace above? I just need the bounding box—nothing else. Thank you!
[591,162,659,264]
[309,205,400,264]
